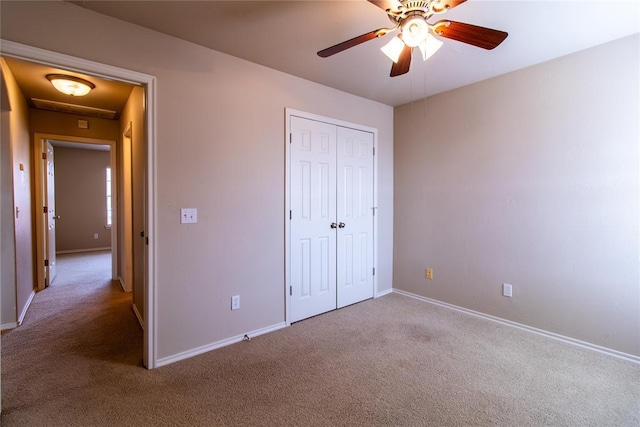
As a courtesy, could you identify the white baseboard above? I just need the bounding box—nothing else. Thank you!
[132,303,144,330]
[118,277,132,293]
[56,247,111,255]
[375,288,393,298]
[17,290,36,326]
[2,290,37,331]
[1,322,18,331]
[393,289,640,365]
[156,322,288,368]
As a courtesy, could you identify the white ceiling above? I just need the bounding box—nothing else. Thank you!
[71,0,640,107]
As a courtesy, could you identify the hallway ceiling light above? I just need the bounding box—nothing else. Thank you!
[46,74,95,96]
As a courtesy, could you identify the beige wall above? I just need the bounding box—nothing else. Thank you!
[1,60,18,327]
[30,109,119,142]
[119,86,145,319]
[54,147,111,252]
[394,35,640,357]
[0,58,35,327]
[1,1,394,362]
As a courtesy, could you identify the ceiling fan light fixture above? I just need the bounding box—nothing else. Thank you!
[418,33,444,61]
[380,36,405,63]
[316,0,508,78]
[46,74,95,96]
[401,15,429,48]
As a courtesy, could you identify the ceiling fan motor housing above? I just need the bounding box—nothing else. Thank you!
[401,1,431,11]
[388,1,433,28]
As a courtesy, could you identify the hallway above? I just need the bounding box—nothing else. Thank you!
[1,251,143,421]
[3,250,142,359]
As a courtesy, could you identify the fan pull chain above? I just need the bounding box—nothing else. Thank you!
[424,60,428,121]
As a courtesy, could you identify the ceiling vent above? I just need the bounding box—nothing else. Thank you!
[31,98,117,119]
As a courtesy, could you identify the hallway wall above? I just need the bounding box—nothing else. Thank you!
[0,58,35,328]
[119,86,145,321]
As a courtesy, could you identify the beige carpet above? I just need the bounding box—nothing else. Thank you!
[2,251,639,426]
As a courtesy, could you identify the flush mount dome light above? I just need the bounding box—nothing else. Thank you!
[46,74,95,96]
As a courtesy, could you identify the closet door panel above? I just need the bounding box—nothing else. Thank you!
[336,126,374,308]
[290,116,337,322]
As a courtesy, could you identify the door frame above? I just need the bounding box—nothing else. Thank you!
[0,39,158,369]
[284,108,379,325]
[33,135,117,291]
[121,122,134,293]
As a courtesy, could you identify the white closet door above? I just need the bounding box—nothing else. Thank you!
[290,116,337,322]
[336,126,374,308]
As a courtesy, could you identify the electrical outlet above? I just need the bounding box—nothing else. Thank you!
[426,268,433,280]
[93,233,99,239]
[180,208,197,224]
[503,283,513,298]
[231,295,240,311]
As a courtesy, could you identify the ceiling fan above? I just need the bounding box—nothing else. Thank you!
[317,0,508,77]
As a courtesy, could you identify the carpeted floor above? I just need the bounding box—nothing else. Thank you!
[2,251,639,426]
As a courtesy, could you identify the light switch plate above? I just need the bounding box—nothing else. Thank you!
[180,208,197,224]
[503,283,513,298]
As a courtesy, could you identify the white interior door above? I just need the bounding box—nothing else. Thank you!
[289,115,375,322]
[336,127,374,308]
[290,117,337,322]
[45,141,57,285]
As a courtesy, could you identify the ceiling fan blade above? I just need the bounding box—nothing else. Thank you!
[367,0,401,12]
[317,28,389,58]
[433,20,508,50]
[390,45,412,77]
[432,0,467,13]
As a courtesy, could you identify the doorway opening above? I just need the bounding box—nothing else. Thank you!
[33,136,117,292]
[1,39,157,368]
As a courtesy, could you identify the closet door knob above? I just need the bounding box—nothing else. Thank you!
[338,222,346,228]
[330,223,338,229]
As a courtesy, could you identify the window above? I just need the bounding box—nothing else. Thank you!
[106,167,112,227]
